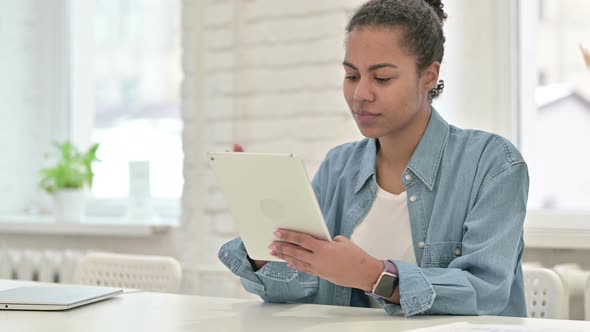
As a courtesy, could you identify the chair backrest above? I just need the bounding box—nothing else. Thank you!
[553,263,590,320]
[523,265,568,319]
[73,252,182,293]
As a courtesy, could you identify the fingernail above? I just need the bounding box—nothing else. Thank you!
[287,264,294,268]
[270,251,277,257]
[273,231,282,238]
[268,244,276,251]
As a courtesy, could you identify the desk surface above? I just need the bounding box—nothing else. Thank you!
[1,279,589,332]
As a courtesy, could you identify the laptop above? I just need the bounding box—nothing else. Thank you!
[208,152,332,262]
[0,285,123,311]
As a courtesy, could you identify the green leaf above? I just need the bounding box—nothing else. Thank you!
[39,141,101,194]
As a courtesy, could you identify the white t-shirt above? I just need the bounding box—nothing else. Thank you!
[350,184,417,307]
[351,185,417,264]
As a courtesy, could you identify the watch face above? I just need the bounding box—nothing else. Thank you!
[374,274,399,298]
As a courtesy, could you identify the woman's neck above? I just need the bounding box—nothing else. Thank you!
[377,107,432,170]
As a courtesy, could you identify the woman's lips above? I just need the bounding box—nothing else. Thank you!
[354,111,381,125]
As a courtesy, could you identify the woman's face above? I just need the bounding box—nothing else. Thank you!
[343,27,438,139]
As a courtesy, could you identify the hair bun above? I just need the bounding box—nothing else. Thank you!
[423,0,447,22]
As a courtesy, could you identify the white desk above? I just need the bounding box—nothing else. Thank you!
[1,279,589,332]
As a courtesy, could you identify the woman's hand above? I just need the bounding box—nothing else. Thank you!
[269,229,383,291]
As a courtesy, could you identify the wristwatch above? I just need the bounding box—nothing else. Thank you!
[367,260,399,300]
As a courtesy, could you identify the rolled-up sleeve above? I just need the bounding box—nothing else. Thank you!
[383,162,529,316]
[218,237,319,303]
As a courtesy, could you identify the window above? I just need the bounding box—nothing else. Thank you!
[0,1,182,221]
[87,0,182,197]
[519,0,590,212]
[69,0,183,219]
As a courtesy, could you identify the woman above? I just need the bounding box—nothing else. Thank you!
[219,0,528,317]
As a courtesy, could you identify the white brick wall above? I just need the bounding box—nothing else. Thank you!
[178,0,206,295]
[180,0,364,296]
[200,0,364,254]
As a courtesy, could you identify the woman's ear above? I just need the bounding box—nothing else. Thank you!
[422,62,441,92]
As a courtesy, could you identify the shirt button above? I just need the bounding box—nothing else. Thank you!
[409,195,417,202]
[405,174,413,181]
[418,241,426,249]
[455,248,462,256]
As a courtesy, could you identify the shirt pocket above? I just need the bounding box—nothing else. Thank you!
[422,241,463,268]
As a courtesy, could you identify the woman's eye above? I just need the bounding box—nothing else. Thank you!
[375,77,392,83]
[345,75,359,81]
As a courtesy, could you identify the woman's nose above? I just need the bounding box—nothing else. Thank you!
[353,78,374,102]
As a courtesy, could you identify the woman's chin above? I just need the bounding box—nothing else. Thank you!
[356,127,382,139]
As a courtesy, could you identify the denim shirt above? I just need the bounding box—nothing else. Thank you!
[218,109,529,317]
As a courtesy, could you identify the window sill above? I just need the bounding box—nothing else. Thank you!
[0,215,176,237]
[524,210,590,250]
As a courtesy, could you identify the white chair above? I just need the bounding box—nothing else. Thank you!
[586,277,590,321]
[73,252,182,293]
[522,261,543,268]
[553,263,590,320]
[523,265,568,319]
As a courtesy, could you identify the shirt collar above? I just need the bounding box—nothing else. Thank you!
[354,138,378,194]
[406,108,450,191]
[354,108,450,193]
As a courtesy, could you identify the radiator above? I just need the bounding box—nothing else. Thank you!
[0,249,85,284]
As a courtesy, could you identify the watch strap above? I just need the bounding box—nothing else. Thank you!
[384,260,398,275]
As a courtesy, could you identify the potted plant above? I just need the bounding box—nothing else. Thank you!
[39,141,100,222]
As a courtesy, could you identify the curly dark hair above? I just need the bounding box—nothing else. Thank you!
[346,0,447,100]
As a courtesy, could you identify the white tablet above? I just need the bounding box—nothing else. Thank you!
[208,152,332,261]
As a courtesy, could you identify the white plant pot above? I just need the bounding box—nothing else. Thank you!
[53,189,87,223]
